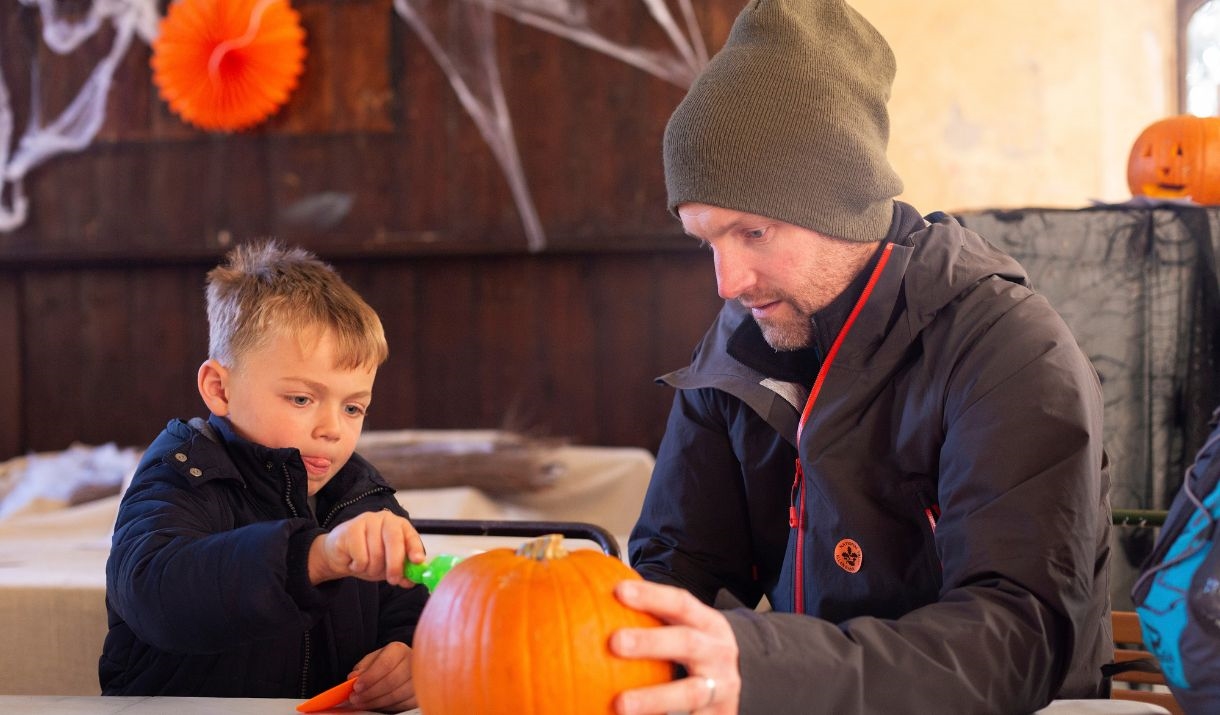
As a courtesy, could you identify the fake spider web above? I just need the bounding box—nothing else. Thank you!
[0,0,707,249]
[0,0,159,233]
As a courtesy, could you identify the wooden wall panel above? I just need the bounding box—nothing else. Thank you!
[4,251,718,459]
[0,0,734,460]
[473,259,546,429]
[22,270,85,448]
[591,257,672,448]
[3,0,738,257]
[124,266,212,438]
[535,258,600,440]
[0,2,34,146]
[0,272,19,458]
[335,258,423,430]
[343,252,720,450]
[99,25,158,142]
[285,0,396,134]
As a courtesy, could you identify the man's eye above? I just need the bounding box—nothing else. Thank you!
[744,228,766,240]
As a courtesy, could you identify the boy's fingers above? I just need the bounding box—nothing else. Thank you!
[382,527,405,585]
[344,520,370,572]
[407,532,426,563]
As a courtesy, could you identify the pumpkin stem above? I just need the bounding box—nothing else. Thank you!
[516,533,568,561]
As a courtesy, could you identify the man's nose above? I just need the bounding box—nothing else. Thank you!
[714,246,754,300]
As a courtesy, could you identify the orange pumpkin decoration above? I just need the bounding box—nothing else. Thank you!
[412,534,672,715]
[151,0,306,132]
[1127,114,1220,205]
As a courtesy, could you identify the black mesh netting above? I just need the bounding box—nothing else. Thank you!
[957,204,1220,604]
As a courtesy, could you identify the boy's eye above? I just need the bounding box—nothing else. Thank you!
[344,404,367,417]
[289,395,311,407]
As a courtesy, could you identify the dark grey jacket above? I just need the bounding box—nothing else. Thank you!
[101,415,427,699]
[630,202,1112,713]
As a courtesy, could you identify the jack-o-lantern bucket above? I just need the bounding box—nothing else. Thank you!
[1127,114,1220,205]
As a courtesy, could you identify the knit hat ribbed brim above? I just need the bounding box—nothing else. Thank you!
[663,0,903,242]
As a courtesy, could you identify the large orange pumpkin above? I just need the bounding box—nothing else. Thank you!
[412,535,672,715]
[1127,114,1220,205]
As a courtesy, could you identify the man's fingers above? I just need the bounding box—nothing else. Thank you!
[615,579,719,630]
[611,621,705,664]
[614,677,708,715]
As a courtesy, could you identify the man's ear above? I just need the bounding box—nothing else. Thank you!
[197,359,231,416]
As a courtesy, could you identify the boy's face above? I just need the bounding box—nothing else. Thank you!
[201,327,377,496]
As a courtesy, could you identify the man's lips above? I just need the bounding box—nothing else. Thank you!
[743,299,781,317]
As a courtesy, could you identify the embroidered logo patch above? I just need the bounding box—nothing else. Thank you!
[834,538,862,573]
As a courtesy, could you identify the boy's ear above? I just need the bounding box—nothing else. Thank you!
[197,359,231,416]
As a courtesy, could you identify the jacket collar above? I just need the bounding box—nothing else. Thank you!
[197,414,391,519]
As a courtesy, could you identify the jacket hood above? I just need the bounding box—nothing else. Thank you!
[837,205,1031,371]
[899,209,1030,334]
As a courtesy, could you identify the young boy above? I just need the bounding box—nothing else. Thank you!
[101,241,427,712]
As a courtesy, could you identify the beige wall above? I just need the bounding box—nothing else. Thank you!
[853,1,1178,213]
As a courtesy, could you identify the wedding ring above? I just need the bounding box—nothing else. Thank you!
[702,676,717,708]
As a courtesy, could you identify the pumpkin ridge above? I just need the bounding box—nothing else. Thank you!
[543,552,577,714]
[572,551,617,713]
[493,551,528,714]
[453,555,488,712]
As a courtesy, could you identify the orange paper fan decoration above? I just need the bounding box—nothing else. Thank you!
[152,0,307,132]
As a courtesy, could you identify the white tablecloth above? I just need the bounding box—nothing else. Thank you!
[0,444,654,695]
[0,695,1172,714]
[0,695,391,714]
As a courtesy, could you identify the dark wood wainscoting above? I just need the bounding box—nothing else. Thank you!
[0,249,722,460]
[0,0,742,459]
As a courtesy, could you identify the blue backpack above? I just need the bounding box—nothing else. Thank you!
[1131,406,1220,713]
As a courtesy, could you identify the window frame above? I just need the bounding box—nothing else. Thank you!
[1181,0,1213,113]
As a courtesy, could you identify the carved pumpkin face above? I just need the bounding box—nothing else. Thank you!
[1127,115,1220,205]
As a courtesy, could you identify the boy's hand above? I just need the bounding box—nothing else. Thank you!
[348,641,418,713]
[308,510,426,586]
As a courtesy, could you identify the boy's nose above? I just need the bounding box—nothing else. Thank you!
[313,409,342,441]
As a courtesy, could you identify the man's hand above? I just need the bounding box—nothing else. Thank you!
[610,580,741,715]
[348,641,418,713]
[308,510,426,586]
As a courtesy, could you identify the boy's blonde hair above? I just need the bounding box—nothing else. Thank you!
[205,241,388,370]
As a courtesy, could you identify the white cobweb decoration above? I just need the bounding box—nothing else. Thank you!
[393,0,707,251]
[0,0,159,233]
[1,0,707,249]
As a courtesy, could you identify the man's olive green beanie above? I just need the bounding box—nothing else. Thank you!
[663,0,903,243]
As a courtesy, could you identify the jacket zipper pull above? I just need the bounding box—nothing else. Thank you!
[789,458,803,528]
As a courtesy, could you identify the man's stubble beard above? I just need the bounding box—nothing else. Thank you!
[754,305,814,352]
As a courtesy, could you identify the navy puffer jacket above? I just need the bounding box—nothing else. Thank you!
[100,414,427,698]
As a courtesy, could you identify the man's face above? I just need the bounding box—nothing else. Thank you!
[212,328,376,495]
[678,202,879,351]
